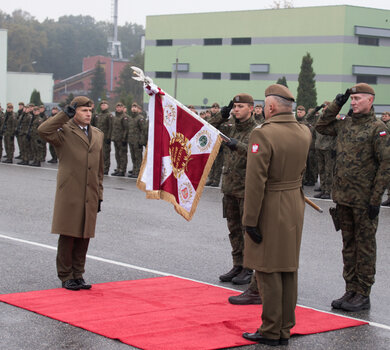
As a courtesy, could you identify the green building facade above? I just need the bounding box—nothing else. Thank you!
[144,5,390,114]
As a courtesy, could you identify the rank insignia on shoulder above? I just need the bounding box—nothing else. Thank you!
[379,131,387,137]
[251,144,259,153]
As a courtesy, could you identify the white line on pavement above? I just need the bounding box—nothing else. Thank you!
[1,232,390,331]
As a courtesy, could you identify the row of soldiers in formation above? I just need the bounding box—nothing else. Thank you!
[204,102,390,207]
[0,100,148,177]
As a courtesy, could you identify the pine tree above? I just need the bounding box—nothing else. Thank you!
[89,61,106,104]
[296,53,317,110]
[30,89,43,105]
[276,76,288,87]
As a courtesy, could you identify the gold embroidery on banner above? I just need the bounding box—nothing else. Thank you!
[169,132,191,179]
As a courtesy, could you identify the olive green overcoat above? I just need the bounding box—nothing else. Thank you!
[243,113,311,272]
[38,111,104,238]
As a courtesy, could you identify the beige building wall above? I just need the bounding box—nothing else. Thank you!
[7,72,54,106]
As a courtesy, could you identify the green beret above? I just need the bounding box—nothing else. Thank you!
[349,83,375,96]
[100,100,109,105]
[297,105,305,111]
[116,102,124,107]
[70,96,93,108]
[211,102,220,108]
[6,103,13,108]
[233,93,254,104]
[18,102,25,106]
[265,84,295,102]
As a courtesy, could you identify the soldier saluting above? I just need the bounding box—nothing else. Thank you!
[316,83,390,312]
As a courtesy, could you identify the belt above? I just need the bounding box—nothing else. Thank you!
[266,178,302,191]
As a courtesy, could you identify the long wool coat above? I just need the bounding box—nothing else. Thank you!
[243,113,311,272]
[38,111,104,238]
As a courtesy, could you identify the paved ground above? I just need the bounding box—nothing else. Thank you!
[0,155,389,349]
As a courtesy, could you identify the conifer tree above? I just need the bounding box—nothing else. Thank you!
[276,76,288,87]
[30,89,43,105]
[296,52,317,110]
[89,61,106,104]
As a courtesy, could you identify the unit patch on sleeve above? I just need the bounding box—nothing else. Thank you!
[251,144,259,153]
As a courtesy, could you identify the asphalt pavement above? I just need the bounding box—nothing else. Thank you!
[1,155,389,350]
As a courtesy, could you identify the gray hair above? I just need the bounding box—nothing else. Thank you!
[273,95,293,110]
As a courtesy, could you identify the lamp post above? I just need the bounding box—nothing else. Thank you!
[19,61,37,72]
[174,45,194,99]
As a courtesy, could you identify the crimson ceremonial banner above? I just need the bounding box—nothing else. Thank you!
[137,84,222,221]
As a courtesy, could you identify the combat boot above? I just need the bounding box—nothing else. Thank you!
[321,193,331,199]
[2,159,12,163]
[232,268,253,285]
[111,170,119,176]
[228,287,262,305]
[331,291,355,309]
[341,293,370,312]
[313,192,324,199]
[219,266,242,282]
[206,180,214,186]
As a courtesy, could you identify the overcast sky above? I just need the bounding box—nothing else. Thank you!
[1,0,390,26]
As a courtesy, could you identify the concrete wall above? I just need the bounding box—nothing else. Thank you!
[0,30,7,110]
[7,72,54,106]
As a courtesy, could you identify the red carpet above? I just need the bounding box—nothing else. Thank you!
[0,276,367,349]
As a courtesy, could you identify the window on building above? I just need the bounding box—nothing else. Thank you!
[155,71,172,78]
[202,72,221,80]
[230,73,250,80]
[232,37,251,45]
[204,38,223,46]
[156,39,173,46]
[356,75,377,84]
[358,37,379,46]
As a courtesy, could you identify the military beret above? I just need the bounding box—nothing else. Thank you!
[33,106,40,112]
[40,104,45,108]
[52,106,59,110]
[116,102,124,107]
[18,102,25,106]
[211,102,220,108]
[233,93,254,104]
[6,103,13,108]
[70,96,93,108]
[349,83,375,96]
[255,104,263,108]
[187,105,195,109]
[297,105,305,111]
[265,84,295,102]
[100,100,109,105]
[132,102,140,108]
[28,103,35,107]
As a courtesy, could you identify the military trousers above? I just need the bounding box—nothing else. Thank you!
[337,204,377,296]
[113,141,128,173]
[103,140,111,172]
[208,148,224,185]
[49,143,57,160]
[223,194,245,266]
[56,235,90,282]
[316,149,334,194]
[129,142,143,175]
[31,138,44,162]
[20,135,31,162]
[256,270,297,340]
[3,135,15,160]
[304,149,317,185]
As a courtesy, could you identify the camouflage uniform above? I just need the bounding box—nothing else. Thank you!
[93,109,112,174]
[17,110,33,164]
[380,118,390,204]
[307,109,336,194]
[297,113,317,185]
[253,113,265,124]
[1,110,17,161]
[111,110,128,174]
[28,111,44,165]
[127,111,145,176]
[316,101,390,296]
[209,112,257,268]
[39,110,48,161]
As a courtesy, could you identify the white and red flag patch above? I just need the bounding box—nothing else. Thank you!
[251,144,259,153]
[137,84,222,221]
[379,130,387,137]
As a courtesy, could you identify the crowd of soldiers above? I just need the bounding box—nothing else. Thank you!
[0,100,148,177]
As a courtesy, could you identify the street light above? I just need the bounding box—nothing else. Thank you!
[174,45,194,99]
[19,61,37,72]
